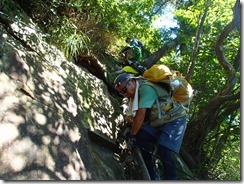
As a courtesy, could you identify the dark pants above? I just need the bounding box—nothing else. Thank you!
[136,129,177,180]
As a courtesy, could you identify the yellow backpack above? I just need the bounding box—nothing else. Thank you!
[143,64,194,108]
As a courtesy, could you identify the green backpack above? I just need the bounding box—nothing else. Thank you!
[140,80,186,127]
[119,46,142,61]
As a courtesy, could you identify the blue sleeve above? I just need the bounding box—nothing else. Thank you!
[130,39,139,47]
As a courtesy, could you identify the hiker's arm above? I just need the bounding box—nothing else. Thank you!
[130,108,147,136]
[130,84,157,135]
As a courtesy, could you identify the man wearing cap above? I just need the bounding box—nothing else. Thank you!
[114,73,187,180]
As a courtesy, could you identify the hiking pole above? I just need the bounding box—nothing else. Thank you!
[139,147,198,180]
[132,146,151,180]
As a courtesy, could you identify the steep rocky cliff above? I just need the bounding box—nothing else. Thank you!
[0,4,124,180]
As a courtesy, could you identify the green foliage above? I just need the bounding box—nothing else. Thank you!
[16,0,162,58]
[173,0,238,95]
[204,114,240,180]
[45,16,90,58]
[1,0,19,15]
[172,0,240,180]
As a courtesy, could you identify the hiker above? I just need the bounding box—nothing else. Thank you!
[111,46,146,76]
[116,58,147,76]
[126,37,143,49]
[114,73,187,180]
[119,45,142,62]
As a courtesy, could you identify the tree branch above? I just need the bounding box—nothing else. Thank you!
[144,37,180,68]
[204,124,239,146]
[215,21,235,73]
[153,1,170,15]
[220,101,240,118]
[233,46,240,71]
[216,91,240,102]
[215,0,240,96]
[233,0,240,33]
[185,0,211,81]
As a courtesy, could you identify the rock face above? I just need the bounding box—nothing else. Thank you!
[0,4,124,180]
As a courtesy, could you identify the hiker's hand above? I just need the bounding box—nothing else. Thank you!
[127,134,136,149]
[123,126,131,139]
[123,122,132,139]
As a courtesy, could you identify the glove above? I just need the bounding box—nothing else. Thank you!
[123,122,132,139]
[123,126,131,139]
[127,134,136,149]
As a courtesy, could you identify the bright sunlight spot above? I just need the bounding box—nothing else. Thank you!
[152,5,178,29]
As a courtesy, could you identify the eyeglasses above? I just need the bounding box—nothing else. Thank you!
[120,80,130,95]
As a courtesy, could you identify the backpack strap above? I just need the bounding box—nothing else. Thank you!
[156,98,173,119]
[142,81,171,97]
[140,81,172,119]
